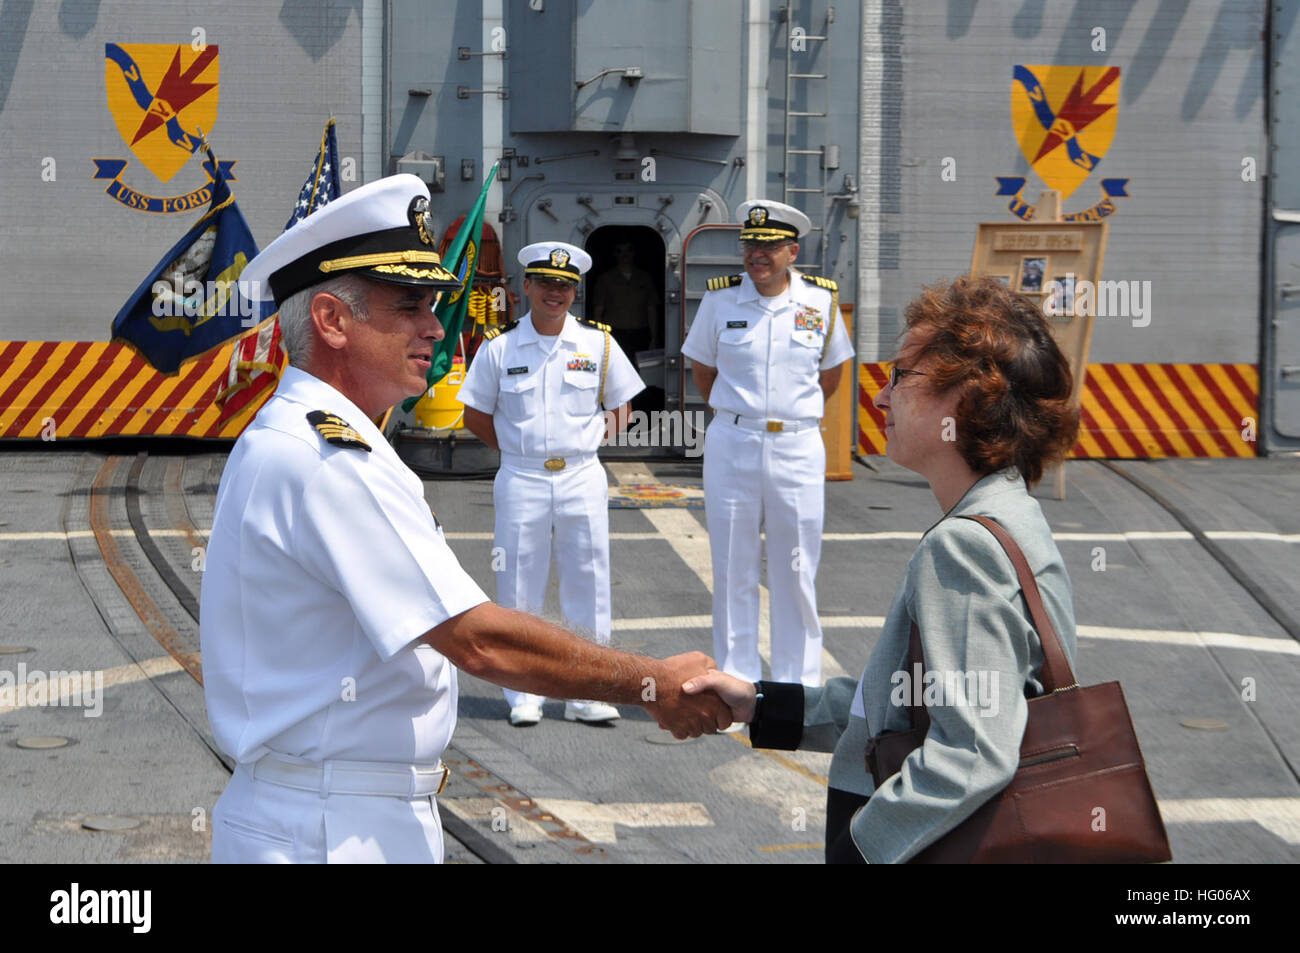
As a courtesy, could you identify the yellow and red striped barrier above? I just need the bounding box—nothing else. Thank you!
[0,340,270,439]
[858,362,1259,458]
[0,344,1262,455]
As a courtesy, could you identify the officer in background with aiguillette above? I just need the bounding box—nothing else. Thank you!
[460,242,644,727]
[682,200,854,696]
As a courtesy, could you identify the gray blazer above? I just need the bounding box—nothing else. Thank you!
[753,469,1077,863]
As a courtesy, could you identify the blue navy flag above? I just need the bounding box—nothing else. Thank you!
[111,148,271,374]
[285,117,341,229]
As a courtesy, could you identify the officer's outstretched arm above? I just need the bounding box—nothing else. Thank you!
[422,602,733,738]
[462,406,499,449]
[691,361,718,404]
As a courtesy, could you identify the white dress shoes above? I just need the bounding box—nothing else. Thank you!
[564,700,621,723]
[509,703,543,726]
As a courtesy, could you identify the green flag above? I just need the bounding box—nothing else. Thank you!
[402,161,499,412]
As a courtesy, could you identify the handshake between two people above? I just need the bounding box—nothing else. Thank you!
[648,653,759,739]
[428,605,760,740]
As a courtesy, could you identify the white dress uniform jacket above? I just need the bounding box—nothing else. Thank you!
[682,269,854,421]
[681,270,854,686]
[459,313,644,461]
[200,366,489,863]
[458,313,643,710]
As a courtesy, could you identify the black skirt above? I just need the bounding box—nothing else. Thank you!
[825,787,869,864]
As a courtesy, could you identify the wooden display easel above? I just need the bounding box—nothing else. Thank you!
[969,191,1108,499]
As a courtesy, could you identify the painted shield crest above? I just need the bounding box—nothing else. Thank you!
[1011,65,1119,200]
[105,43,219,184]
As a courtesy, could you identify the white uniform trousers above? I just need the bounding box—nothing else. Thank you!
[703,416,826,686]
[212,762,445,863]
[494,458,612,708]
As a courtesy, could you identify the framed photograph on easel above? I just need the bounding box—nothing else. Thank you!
[970,210,1109,497]
[1018,256,1047,293]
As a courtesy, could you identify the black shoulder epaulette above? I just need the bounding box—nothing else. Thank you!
[306,410,371,452]
[483,320,519,340]
[805,274,838,292]
[706,274,744,292]
[577,318,611,332]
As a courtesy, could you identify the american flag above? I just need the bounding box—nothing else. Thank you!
[217,118,341,425]
[285,117,341,230]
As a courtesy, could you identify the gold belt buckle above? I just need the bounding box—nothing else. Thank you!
[436,766,450,796]
[766,420,784,432]
[544,457,567,471]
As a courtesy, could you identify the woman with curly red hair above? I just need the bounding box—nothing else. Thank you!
[684,275,1081,863]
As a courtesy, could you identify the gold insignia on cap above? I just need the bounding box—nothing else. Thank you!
[372,263,453,279]
[306,410,371,452]
[748,206,768,226]
[409,196,436,247]
[319,250,447,273]
[550,248,571,269]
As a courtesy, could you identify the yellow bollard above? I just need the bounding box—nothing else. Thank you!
[412,356,466,430]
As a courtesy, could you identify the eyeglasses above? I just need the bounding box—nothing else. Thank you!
[741,240,794,252]
[888,365,926,387]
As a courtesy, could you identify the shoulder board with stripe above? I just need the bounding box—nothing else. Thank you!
[577,318,611,332]
[805,275,838,292]
[483,320,519,340]
[306,410,371,452]
[706,275,744,292]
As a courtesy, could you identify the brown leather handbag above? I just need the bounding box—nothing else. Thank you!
[863,515,1172,863]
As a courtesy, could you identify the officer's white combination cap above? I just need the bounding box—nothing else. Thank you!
[519,241,592,284]
[241,173,460,306]
[736,199,811,242]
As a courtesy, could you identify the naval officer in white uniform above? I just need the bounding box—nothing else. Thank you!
[681,200,854,690]
[460,242,645,727]
[200,176,728,863]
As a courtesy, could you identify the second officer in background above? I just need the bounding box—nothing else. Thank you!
[460,242,645,726]
[682,200,854,692]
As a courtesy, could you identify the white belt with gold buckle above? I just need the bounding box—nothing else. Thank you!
[728,414,820,433]
[500,452,597,472]
[250,753,451,798]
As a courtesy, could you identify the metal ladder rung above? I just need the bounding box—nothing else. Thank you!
[781,0,833,269]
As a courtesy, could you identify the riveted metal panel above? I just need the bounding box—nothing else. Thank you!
[857,0,1267,367]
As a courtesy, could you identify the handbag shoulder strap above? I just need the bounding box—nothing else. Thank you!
[956,515,1078,693]
[902,515,1079,727]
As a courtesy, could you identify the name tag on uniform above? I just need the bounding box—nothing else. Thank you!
[726,320,748,329]
[507,365,529,375]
